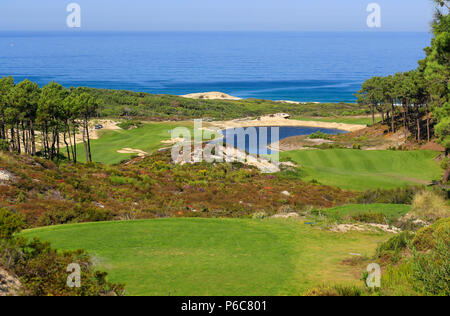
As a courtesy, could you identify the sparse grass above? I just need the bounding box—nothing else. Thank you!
[323,204,411,222]
[294,116,382,126]
[411,191,449,221]
[21,218,388,296]
[280,149,442,190]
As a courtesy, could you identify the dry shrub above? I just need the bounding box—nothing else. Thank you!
[413,218,450,251]
[303,284,363,296]
[411,191,449,221]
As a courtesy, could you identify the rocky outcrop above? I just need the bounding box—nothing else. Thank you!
[0,169,14,182]
[0,268,22,296]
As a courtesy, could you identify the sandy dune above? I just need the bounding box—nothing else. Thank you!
[209,115,366,132]
[181,92,242,100]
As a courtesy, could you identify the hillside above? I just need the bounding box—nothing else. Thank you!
[0,151,353,228]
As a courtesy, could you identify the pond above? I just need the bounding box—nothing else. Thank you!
[220,126,347,154]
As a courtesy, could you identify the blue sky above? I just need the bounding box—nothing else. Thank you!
[0,0,435,31]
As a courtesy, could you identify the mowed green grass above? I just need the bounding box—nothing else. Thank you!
[324,204,411,222]
[77,122,192,164]
[21,218,387,296]
[281,149,442,190]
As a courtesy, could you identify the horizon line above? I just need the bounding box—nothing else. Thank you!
[0,29,432,34]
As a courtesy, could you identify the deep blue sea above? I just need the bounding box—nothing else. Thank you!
[0,31,430,102]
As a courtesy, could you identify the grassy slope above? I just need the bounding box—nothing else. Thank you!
[323,204,411,221]
[281,149,442,190]
[77,122,192,164]
[21,218,387,296]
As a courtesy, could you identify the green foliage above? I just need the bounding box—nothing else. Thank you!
[304,284,363,296]
[80,87,367,120]
[118,120,143,130]
[412,238,450,296]
[38,205,113,226]
[357,186,425,204]
[109,176,136,185]
[0,208,25,240]
[413,218,450,251]
[308,131,330,140]
[376,231,415,260]
[0,237,125,296]
[0,139,9,151]
[351,212,386,224]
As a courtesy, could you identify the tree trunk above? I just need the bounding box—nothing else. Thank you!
[16,123,21,154]
[403,107,407,141]
[371,105,375,125]
[64,132,71,162]
[417,119,421,142]
[391,102,395,133]
[442,167,450,183]
[85,118,92,163]
[30,120,36,156]
[83,121,89,163]
[73,125,77,163]
[426,104,430,143]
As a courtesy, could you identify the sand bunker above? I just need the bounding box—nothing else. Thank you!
[161,137,186,144]
[117,148,148,157]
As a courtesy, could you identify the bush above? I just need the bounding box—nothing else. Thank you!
[376,231,415,260]
[357,186,424,205]
[411,191,449,221]
[412,238,450,296]
[380,262,418,296]
[252,212,267,219]
[38,206,113,226]
[109,176,136,185]
[351,212,386,224]
[0,139,9,151]
[0,237,125,296]
[413,218,450,251]
[304,284,363,296]
[309,131,330,140]
[118,120,143,130]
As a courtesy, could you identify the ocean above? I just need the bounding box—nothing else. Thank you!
[0,31,431,103]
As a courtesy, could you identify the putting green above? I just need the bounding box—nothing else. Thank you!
[281,149,442,190]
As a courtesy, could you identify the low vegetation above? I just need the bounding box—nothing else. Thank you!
[0,208,124,296]
[0,151,354,228]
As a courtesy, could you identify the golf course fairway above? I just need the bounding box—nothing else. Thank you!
[21,218,388,296]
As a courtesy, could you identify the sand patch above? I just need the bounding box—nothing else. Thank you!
[0,268,21,296]
[161,137,186,144]
[330,223,400,234]
[181,92,241,101]
[117,148,148,157]
[210,115,366,132]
